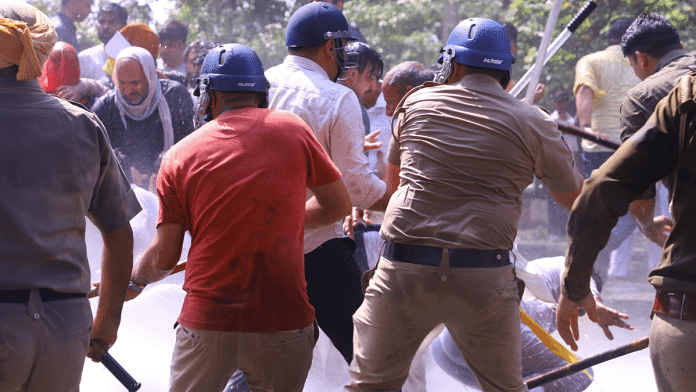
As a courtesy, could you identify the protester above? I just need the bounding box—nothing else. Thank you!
[39,42,81,95]
[345,18,583,392]
[157,18,188,75]
[78,2,128,81]
[0,2,140,391]
[184,39,217,90]
[51,0,91,51]
[265,1,388,365]
[126,43,351,392]
[92,46,194,183]
[557,74,696,392]
[573,17,640,281]
[431,254,631,392]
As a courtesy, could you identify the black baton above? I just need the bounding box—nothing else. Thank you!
[100,351,142,392]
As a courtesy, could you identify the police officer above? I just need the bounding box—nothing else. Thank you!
[345,18,583,392]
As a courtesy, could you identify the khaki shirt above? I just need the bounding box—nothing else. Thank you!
[381,75,582,250]
[0,74,141,292]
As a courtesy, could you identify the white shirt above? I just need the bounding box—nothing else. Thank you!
[366,92,392,172]
[78,44,109,81]
[266,55,386,253]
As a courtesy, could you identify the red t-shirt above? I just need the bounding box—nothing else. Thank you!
[157,107,341,332]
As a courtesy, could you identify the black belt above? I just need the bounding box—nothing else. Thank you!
[653,290,696,321]
[0,289,86,304]
[383,241,510,268]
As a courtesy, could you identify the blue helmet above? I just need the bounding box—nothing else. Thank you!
[285,2,355,48]
[193,44,268,127]
[197,43,268,94]
[440,18,515,71]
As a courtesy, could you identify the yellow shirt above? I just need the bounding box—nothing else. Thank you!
[573,45,640,152]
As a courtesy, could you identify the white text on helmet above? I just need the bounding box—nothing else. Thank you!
[238,82,256,87]
[483,58,503,65]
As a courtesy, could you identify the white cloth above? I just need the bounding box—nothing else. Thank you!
[266,55,386,253]
[114,46,174,151]
[78,44,109,80]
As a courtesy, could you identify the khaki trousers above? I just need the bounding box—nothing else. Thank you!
[169,322,316,392]
[346,257,528,392]
[0,290,91,392]
[650,313,696,392]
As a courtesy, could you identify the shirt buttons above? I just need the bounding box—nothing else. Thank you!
[441,276,447,282]
[496,254,502,260]
[33,313,40,319]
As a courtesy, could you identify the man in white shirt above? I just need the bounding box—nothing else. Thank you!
[265,1,388,365]
[78,3,127,82]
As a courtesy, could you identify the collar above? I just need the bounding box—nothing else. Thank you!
[654,49,690,74]
[282,55,331,81]
[0,72,43,92]
[451,73,505,92]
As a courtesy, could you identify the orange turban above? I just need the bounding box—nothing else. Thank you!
[120,23,159,60]
[0,1,57,80]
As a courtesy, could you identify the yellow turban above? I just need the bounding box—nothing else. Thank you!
[0,1,56,81]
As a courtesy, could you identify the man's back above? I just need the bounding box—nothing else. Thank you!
[158,107,340,332]
[382,76,581,250]
[0,74,136,292]
[574,45,639,149]
[621,51,696,141]
[266,55,386,252]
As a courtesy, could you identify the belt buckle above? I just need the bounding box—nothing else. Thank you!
[666,292,688,320]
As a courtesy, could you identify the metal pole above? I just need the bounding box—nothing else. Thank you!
[523,0,564,103]
[510,1,598,98]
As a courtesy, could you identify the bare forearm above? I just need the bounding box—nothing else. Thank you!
[305,180,351,229]
[131,223,185,285]
[575,85,594,127]
[92,223,134,344]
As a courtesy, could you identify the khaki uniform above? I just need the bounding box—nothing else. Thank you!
[347,75,581,392]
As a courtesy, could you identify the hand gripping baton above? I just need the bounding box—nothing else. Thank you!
[510,1,598,97]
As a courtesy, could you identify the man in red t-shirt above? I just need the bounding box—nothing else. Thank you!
[127,44,351,392]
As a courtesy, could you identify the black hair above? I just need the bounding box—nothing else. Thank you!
[99,3,128,26]
[158,18,188,43]
[608,17,635,45]
[345,41,383,78]
[501,21,518,44]
[621,14,681,58]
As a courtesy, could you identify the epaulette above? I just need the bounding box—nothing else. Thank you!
[677,72,696,161]
[677,72,696,113]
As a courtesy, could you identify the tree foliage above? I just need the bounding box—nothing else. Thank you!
[28,0,696,112]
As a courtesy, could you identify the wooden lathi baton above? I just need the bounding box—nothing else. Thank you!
[556,121,621,151]
[525,336,649,389]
